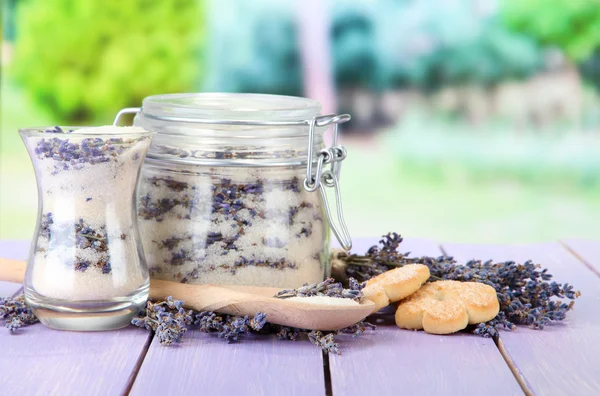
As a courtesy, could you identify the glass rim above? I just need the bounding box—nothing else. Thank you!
[18,126,155,138]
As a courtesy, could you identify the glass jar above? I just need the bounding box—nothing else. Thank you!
[20,126,153,331]
[119,93,351,288]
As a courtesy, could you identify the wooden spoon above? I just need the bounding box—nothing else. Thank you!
[0,258,374,331]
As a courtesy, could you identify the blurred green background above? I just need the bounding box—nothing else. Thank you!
[1,0,599,243]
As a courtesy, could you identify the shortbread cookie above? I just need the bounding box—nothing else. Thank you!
[362,264,430,311]
[395,280,499,334]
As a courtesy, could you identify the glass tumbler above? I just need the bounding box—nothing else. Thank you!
[20,126,153,331]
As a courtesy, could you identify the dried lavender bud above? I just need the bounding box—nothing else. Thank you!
[338,232,581,336]
[131,297,194,346]
[250,312,268,331]
[338,321,377,337]
[0,294,39,333]
[149,176,189,192]
[274,277,364,302]
[275,326,301,340]
[472,310,516,337]
[75,218,108,253]
[229,257,296,272]
[43,125,68,134]
[288,201,313,225]
[154,236,190,251]
[307,330,341,355]
[195,311,268,343]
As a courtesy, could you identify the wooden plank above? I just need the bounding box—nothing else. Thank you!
[0,240,30,296]
[1,325,152,395]
[130,331,326,396]
[562,239,600,275]
[443,242,600,396]
[328,238,523,396]
[130,237,336,396]
[0,239,153,395]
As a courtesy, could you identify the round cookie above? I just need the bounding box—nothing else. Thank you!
[395,280,499,334]
[362,264,431,312]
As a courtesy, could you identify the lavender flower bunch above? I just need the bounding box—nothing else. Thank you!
[0,295,39,332]
[335,232,581,337]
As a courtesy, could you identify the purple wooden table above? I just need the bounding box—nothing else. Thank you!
[1,238,598,396]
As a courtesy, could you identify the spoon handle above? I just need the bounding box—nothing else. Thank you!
[0,258,27,284]
[0,257,272,306]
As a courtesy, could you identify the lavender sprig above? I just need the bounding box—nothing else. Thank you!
[131,297,194,345]
[0,295,39,333]
[336,232,581,336]
[274,277,365,302]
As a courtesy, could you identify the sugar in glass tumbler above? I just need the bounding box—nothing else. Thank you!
[20,126,153,331]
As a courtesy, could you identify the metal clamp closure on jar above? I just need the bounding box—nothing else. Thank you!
[114,107,353,251]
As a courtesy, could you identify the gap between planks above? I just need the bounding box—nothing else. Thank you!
[560,241,600,278]
[439,244,534,396]
[442,240,600,395]
[9,282,156,396]
[322,350,333,396]
[328,238,523,396]
[123,334,155,396]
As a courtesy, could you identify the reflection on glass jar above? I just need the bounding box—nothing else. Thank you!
[20,126,153,331]
[132,93,350,288]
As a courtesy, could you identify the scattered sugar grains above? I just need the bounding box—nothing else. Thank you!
[288,296,360,306]
[28,126,151,300]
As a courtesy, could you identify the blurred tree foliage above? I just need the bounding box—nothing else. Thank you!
[580,49,600,91]
[501,0,600,92]
[501,0,600,62]
[204,0,302,95]
[331,0,542,91]
[332,4,378,89]
[11,0,204,122]
[206,0,543,95]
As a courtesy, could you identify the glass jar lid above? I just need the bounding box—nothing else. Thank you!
[141,92,322,123]
[130,93,329,167]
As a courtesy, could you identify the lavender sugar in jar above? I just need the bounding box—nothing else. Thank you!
[123,93,352,288]
[20,126,153,331]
